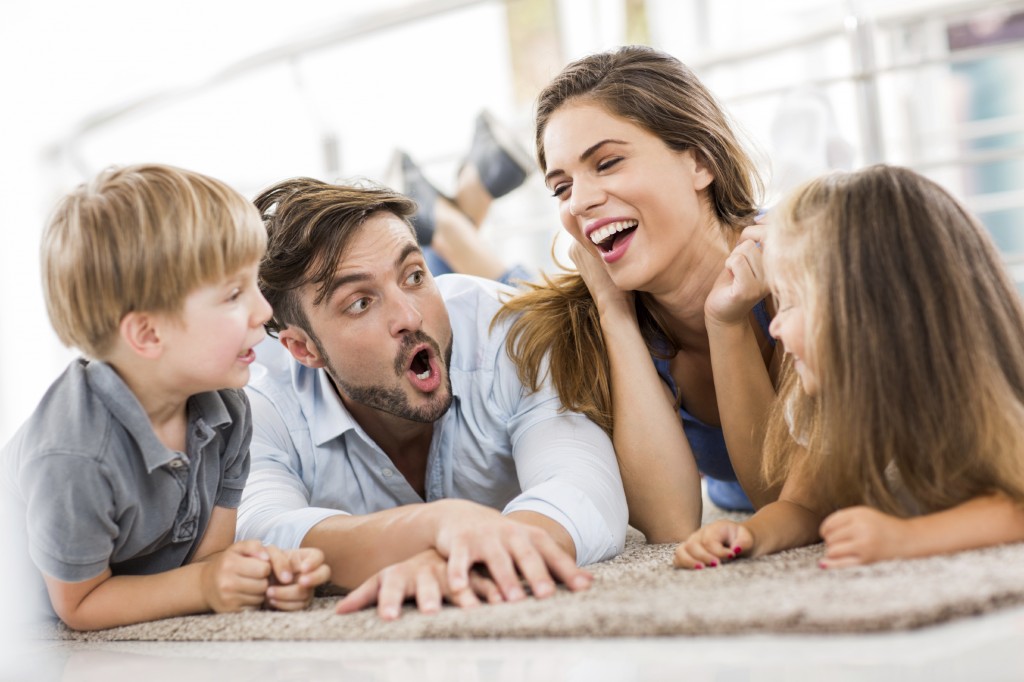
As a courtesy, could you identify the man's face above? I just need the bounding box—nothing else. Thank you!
[288,212,454,424]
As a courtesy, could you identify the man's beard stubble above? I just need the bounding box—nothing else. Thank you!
[317,330,454,424]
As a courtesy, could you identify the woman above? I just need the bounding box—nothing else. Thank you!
[497,45,781,542]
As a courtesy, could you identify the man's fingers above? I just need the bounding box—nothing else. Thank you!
[414,567,443,614]
[469,571,504,604]
[530,534,590,592]
[445,542,473,592]
[480,545,524,602]
[507,536,557,599]
[375,570,411,621]
[335,576,381,615]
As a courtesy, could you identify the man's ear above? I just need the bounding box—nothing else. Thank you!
[688,149,715,192]
[278,327,326,369]
[119,311,164,359]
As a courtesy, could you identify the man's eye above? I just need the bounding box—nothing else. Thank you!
[406,270,425,286]
[347,298,370,314]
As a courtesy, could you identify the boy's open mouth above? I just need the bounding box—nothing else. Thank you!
[590,219,638,253]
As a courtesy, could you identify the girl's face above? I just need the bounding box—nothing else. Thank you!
[768,274,819,396]
[541,101,715,294]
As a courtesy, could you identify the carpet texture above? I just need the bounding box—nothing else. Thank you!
[42,505,1024,641]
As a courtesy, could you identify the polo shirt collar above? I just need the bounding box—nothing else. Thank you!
[86,360,230,473]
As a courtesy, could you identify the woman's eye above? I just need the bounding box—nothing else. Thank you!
[551,183,570,199]
[597,157,622,172]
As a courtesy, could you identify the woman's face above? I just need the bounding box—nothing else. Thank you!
[542,101,715,294]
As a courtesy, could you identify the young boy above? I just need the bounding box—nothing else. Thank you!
[1,164,329,630]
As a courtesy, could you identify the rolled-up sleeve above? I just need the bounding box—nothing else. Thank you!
[237,388,348,549]
[503,410,627,566]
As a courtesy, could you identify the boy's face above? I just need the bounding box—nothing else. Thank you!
[158,260,272,393]
[283,211,454,425]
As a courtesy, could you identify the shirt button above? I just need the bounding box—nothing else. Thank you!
[169,459,184,469]
[381,468,394,478]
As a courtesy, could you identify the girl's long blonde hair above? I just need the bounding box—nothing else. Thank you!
[496,46,762,433]
[763,165,1024,514]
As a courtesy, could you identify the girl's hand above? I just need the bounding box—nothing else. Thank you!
[569,241,635,320]
[819,506,911,568]
[673,520,753,569]
[705,225,769,328]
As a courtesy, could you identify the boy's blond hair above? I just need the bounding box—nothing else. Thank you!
[42,164,266,359]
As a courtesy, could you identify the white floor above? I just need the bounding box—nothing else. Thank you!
[15,603,1024,682]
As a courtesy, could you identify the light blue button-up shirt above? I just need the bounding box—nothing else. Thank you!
[238,274,627,566]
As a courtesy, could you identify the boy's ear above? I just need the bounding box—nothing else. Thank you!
[119,311,164,359]
[278,327,326,369]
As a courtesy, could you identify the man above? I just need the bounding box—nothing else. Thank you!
[238,178,627,619]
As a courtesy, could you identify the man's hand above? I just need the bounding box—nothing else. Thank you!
[199,539,273,612]
[435,503,592,602]
[263,546,332,611]
[673,520,752,569]
[335,549,501,620]
[705,225,769,328]
[819,506,911,568]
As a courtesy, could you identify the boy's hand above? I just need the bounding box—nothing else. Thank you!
[673,520,752,569]
[705,225,769,328]
[819,506,910,568]
[199,539,272,612]
[335,549,501,620]
[264,546,332,611]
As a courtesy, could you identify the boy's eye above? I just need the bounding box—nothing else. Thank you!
[227,288,242,302]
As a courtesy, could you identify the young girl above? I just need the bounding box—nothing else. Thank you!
[675,164,1024,569]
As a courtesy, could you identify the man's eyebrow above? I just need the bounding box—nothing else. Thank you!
[319,241,422,306]
[544,139,628,186]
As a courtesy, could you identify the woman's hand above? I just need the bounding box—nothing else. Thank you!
[673,520,753,569]
[705,225,769,328]
[569,242,635,320]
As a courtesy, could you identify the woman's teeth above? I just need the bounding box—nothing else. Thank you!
[589,220,638,247]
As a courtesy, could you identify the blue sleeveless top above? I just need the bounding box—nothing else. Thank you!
[653,299,774,511]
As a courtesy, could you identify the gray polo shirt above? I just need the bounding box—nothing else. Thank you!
[2,359,251,593]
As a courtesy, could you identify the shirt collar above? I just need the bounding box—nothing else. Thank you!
[86,360,232,473]
[297,364,362,447]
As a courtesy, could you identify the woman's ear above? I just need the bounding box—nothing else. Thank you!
[278,327,326,369]
[689,149,715,192]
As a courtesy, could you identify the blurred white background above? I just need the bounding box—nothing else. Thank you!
[2,0,1022,445]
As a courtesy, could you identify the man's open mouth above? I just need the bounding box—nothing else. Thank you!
[411,348,431,380]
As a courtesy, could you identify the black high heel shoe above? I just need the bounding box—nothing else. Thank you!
[463,110,534,199]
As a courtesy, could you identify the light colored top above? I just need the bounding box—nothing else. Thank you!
[238,274,627,566]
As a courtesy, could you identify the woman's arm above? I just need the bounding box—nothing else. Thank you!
[819,493,1024,567]
[571,244,702,543]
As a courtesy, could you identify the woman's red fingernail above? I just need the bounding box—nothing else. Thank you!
[732,547,742,555]
[694,563,704,570]
[709,560,718,567]
[819,561,827,569]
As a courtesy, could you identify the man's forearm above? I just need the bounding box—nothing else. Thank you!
[507,510,576,561]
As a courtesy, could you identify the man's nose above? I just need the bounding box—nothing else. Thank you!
[390,292,423,336]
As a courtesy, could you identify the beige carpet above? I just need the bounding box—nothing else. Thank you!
[41,505,1024,641]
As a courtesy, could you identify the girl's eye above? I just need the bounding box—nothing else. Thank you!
[347,297,370,314]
